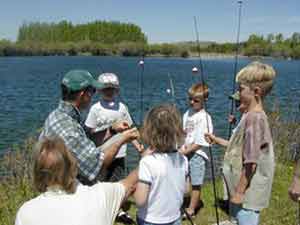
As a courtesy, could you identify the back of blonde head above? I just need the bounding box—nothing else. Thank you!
[34,137,78,193]
[236,61,276,96]
[141,104,184,152]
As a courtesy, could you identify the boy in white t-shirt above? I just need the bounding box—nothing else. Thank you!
[134,104,188,225]
[85,73,142,223]
[180,83,213,218]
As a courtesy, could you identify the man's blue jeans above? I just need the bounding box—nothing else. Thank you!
[229,203,260,225]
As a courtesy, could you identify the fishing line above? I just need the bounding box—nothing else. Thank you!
[228,0,243,139]
[167,73,176,105]
[219,1,243,218]
[193,16,220,225]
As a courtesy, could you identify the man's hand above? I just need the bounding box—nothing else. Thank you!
[112,120,130,132]
[288,175,300,202]
[122,127,139,142]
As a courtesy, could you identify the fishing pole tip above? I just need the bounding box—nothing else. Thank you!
[192,67,199,73]
[139,60,144,66]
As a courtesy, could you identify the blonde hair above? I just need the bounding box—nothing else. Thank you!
[188,83,209,100]
[141,104,184,152]
[236,61,276,96]
[34,137,78,194]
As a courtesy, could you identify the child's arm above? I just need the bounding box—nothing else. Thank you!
[205,133,229,147]
[231,163,257,204]
[120,169,139,201]
[179,143,202,155]
[131,139,144,154]
[133,157,152,207]
[134,182,151,207]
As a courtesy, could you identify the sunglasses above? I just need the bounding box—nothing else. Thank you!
[235,100,241,108]
[188,97,201,103]
[85,87,96,96]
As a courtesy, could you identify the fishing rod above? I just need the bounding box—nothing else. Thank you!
[298,200,300,225]
[139,56,145,126]
[193,16,220,225]
[228,0,243,139]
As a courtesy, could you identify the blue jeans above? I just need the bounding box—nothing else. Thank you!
[136,217,181,225]
[189,153,206,186]
[229,203,260,225]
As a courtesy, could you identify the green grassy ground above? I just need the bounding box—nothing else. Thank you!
[120,163,296,225]
[0,161,297,225]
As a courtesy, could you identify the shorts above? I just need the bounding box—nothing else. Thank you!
[189,153,206,186]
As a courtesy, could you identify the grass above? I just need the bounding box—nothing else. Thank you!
[2,161,295,225]
[119,163,296,225]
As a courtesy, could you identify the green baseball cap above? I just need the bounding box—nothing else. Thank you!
[229,91,240,101]
[62,70,104,91]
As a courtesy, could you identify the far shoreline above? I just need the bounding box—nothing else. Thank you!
[0,53,294,61]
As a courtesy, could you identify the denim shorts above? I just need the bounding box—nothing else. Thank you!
[189,153,206,186]
[136,217,181,225]
[229,203,260,225]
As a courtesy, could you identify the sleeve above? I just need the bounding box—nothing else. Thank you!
[64,126,104,181]
[194,113,213,147]
[243,113,266,164]
[96,182,126,225]
[138,157,153,185]
[15,209,23,225]
[85,105,98,129]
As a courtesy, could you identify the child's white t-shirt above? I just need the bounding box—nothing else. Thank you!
[183,109,213,160]
[85,100,133,158]
[15,182,125,225]
[137,152,188,224]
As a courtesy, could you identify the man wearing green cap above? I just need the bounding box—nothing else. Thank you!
[39,70,139,184]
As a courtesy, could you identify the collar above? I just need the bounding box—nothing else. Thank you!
[44,185,67,196]
[99,99,120,110]
[58,100,81,123]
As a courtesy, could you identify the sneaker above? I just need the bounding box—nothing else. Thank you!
[216,199,230,215]
[116,211,135,224]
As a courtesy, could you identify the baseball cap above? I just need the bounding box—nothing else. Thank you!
[97,73,120,89]
[229,91,240,101]
[62,70,104,91]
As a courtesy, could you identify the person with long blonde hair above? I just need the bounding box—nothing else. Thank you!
[134,104,189,225]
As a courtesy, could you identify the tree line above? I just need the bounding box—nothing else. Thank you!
[0,20,299,59]
[18,20,147,44]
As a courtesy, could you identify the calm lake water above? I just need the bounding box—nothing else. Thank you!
[0,56,299,174]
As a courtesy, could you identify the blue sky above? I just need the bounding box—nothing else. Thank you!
[1,0,299,43]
